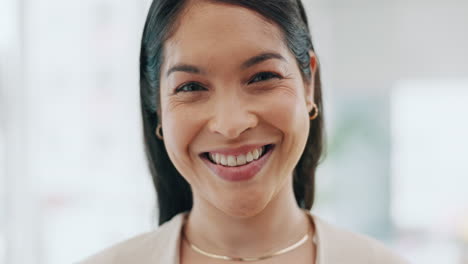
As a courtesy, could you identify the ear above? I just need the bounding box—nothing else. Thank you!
[305,50,318,112]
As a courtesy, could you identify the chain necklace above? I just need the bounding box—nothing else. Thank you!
[182,217,312,262]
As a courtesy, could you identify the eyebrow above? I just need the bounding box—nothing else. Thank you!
[241,52,286,69]
[166,64,205,77]
[166,52,286,77]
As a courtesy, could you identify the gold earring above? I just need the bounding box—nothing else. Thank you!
[155,124,164,140]
[309,103,319,120]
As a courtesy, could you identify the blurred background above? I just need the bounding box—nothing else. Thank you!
[1,0,467,263]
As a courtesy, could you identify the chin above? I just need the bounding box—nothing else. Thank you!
[216,189,271,219]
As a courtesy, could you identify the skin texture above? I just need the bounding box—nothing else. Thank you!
[159,1,317,263]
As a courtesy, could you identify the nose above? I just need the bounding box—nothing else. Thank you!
[208,97,258,139]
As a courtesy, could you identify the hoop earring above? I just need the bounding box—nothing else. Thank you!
[155,124,164,140]
[309,103,319,120]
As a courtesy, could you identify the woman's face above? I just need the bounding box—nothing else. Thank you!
[160,1,316,218]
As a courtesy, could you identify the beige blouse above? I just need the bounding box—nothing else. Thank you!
[78,211,409,264]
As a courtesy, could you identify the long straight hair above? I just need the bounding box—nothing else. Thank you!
[140,0,325,226]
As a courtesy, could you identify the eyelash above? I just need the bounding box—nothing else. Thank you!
[174,82,206,93]
[174,71,283,93]
[247,71,283,84]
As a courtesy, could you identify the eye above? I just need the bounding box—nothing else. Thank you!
[248,72,283,84]
[175,82,207,93]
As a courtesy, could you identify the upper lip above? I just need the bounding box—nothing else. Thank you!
[200,144,272,156]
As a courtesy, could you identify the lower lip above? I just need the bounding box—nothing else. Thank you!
[201,146,275,182]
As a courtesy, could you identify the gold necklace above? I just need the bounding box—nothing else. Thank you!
[182,220,311,262]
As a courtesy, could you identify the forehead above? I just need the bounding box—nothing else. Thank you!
[163,1,290,68]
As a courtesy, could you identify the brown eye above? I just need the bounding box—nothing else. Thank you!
[175,82,207,93]
[248,72,283,84]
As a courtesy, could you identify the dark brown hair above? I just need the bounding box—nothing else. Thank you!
[140,0,325,225]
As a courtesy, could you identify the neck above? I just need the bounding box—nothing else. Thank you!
[183,181,311,257]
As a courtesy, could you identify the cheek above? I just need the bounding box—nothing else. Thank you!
[161,105,204,176]
[257,86,310,173]
[259,87,309,134]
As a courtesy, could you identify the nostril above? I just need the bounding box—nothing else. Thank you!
[208,111,258,139]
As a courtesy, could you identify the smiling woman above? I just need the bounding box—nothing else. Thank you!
[79,0,408,263]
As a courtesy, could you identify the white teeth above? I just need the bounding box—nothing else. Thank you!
[208,146,268,167]
[252,149,260,159]
[220,155,227,166]
[246,152,253,162]
[236,154,246,165]
[227,156,236,166]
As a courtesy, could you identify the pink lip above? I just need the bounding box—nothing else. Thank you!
[201,145,275,182]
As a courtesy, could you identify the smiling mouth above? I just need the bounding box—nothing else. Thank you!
[201,144,275,167]
[200,144,275,182]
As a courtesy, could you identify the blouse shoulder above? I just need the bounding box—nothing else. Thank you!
[311,214,410,264]
[76,212,186,264]
[78,211,410,264]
